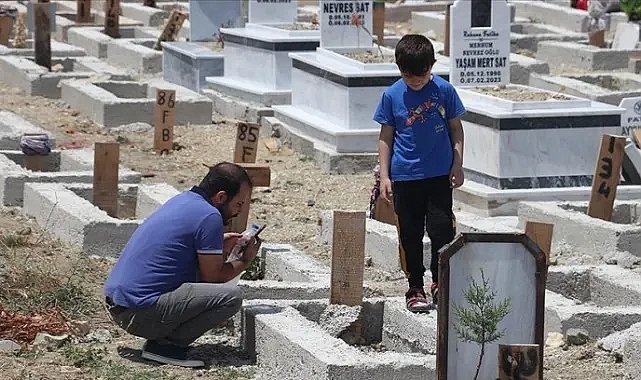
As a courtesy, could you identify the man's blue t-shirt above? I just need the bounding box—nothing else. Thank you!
[373,74,466,181]
[104,188,224,309]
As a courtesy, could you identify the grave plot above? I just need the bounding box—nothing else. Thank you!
[67,26,160,58]
[205,0,320,120]
[510,22,585,56]
[53,4,144,42]
[537,40,641,71]
[106,38,163,74]
[22,181,178,257]
[60,79,212,127]
[517,200,641,266]
[0,110,55,150]
[119,1,173,27]
[0,39,86,57]
[530,72,641,106]
[0,148,141,207]
[242,299,437,380]
[162,41,223,93]
[0,55,132,98]
[545,265,641,340]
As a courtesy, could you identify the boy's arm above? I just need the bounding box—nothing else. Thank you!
[448,117,465,188]
[378,124,395,181]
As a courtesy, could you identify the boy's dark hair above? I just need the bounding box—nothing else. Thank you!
[395,34,436,76]
[199,162,252,199]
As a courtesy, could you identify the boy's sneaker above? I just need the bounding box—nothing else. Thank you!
[430,282,438,306]
[405,287,433,313]
[141,340,205,368]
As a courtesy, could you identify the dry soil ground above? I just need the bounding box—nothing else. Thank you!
[0,81,633,380]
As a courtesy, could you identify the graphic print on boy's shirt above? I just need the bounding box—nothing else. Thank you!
[404,96,447,134]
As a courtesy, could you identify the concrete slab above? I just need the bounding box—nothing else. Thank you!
[202,88,273,124]
[161,41,223,93]
[0,56,132,98]
[0,40,86,57]
[510,22,586,54]
[599,322,641,377]
[529,72,641,106]
[0,111,56,150]
[60,79,213,128]
[517,200,641,265]
[54,11,144,42]
[453,179,641,217]
[120,2,170,27]
[512,0,591,32]
[243,300,437,380]
[537,40,641,71]
[22,182,179,256]
[0,149,141,206]
[106,38,162,74]
[385,1,449,23]
[67,26,160,59]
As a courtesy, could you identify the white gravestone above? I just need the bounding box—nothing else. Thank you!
[612,22,641,50]
[189,0,242,42]
[320,0,373,49]
[620,97,641,137]
[248,0,298,25]
[450,0,510,87]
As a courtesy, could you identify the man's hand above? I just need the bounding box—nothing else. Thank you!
[380,177,393,203]
[241,237,262,265]
[450,163,464,189]
[223,232,242,256]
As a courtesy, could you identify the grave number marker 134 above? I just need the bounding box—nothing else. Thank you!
[588,134,626,221]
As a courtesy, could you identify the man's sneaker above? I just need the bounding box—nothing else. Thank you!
[430,282,438,306]
[141,340,205,368]
[405,287,432,313]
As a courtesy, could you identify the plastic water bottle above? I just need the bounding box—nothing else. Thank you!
[226,223,262,263]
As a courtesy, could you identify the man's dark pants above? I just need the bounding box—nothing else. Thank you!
[106,283,242,347]
[393,175,456,288]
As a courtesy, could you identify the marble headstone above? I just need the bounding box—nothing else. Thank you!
[320,0,373,49]
[612,22,641,50]
[620,97,641,137]
[248,0,298,24]
[189,0,243,42]
[450,0,510,87]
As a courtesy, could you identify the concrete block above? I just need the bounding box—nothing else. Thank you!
[0,149,141,206]
[537,40,641,71]
[245,301,437,380]
[201,88,272,124]
[22,182,178,257]
[510,22,585,53]
[0,111,55,150]
[510,53,550,85]
[54,11,144,42]
[60,79,213,128]
[259,116,378,175]
[0,56,132,98]
[517,200,641,265]
[67,26,160,59]
[631,58,641,74]
[0,40,86,57]
[382,298,437,355]
[513,0,590,32]
[624,140,641,184]
[120,2,170,27]
[106,39,163,74]
[386,1,450,23]
[162,41,224,93]
[529,72,641,106]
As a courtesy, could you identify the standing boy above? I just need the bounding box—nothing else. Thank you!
[374,34,466,313]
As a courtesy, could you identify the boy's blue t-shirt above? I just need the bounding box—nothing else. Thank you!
[104,188,224,309]
[373,75,466,181]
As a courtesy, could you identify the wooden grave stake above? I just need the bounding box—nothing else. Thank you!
[233,122,260,164]
[498,344,541,380]
[154,9,186,50]
[93,142,120,218]
[77,0,91,23]
[153,88,176,155]
[373,0,385,45]
[330,211,366,307]
[104,0,120,38]
[525,221,554,266]
[443,3,452,57]
[588,30,605,48]
[587,134,626,221]
[34,1,51,70]
[143,0,156,7]
[633,129,641,149]
[0,14,14,47]
[227,163,271,234]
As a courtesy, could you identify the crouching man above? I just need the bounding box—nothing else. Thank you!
[103,162,261,368]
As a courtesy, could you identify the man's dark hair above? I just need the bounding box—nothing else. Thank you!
[198,162,252,199]
[395,34,436,76]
